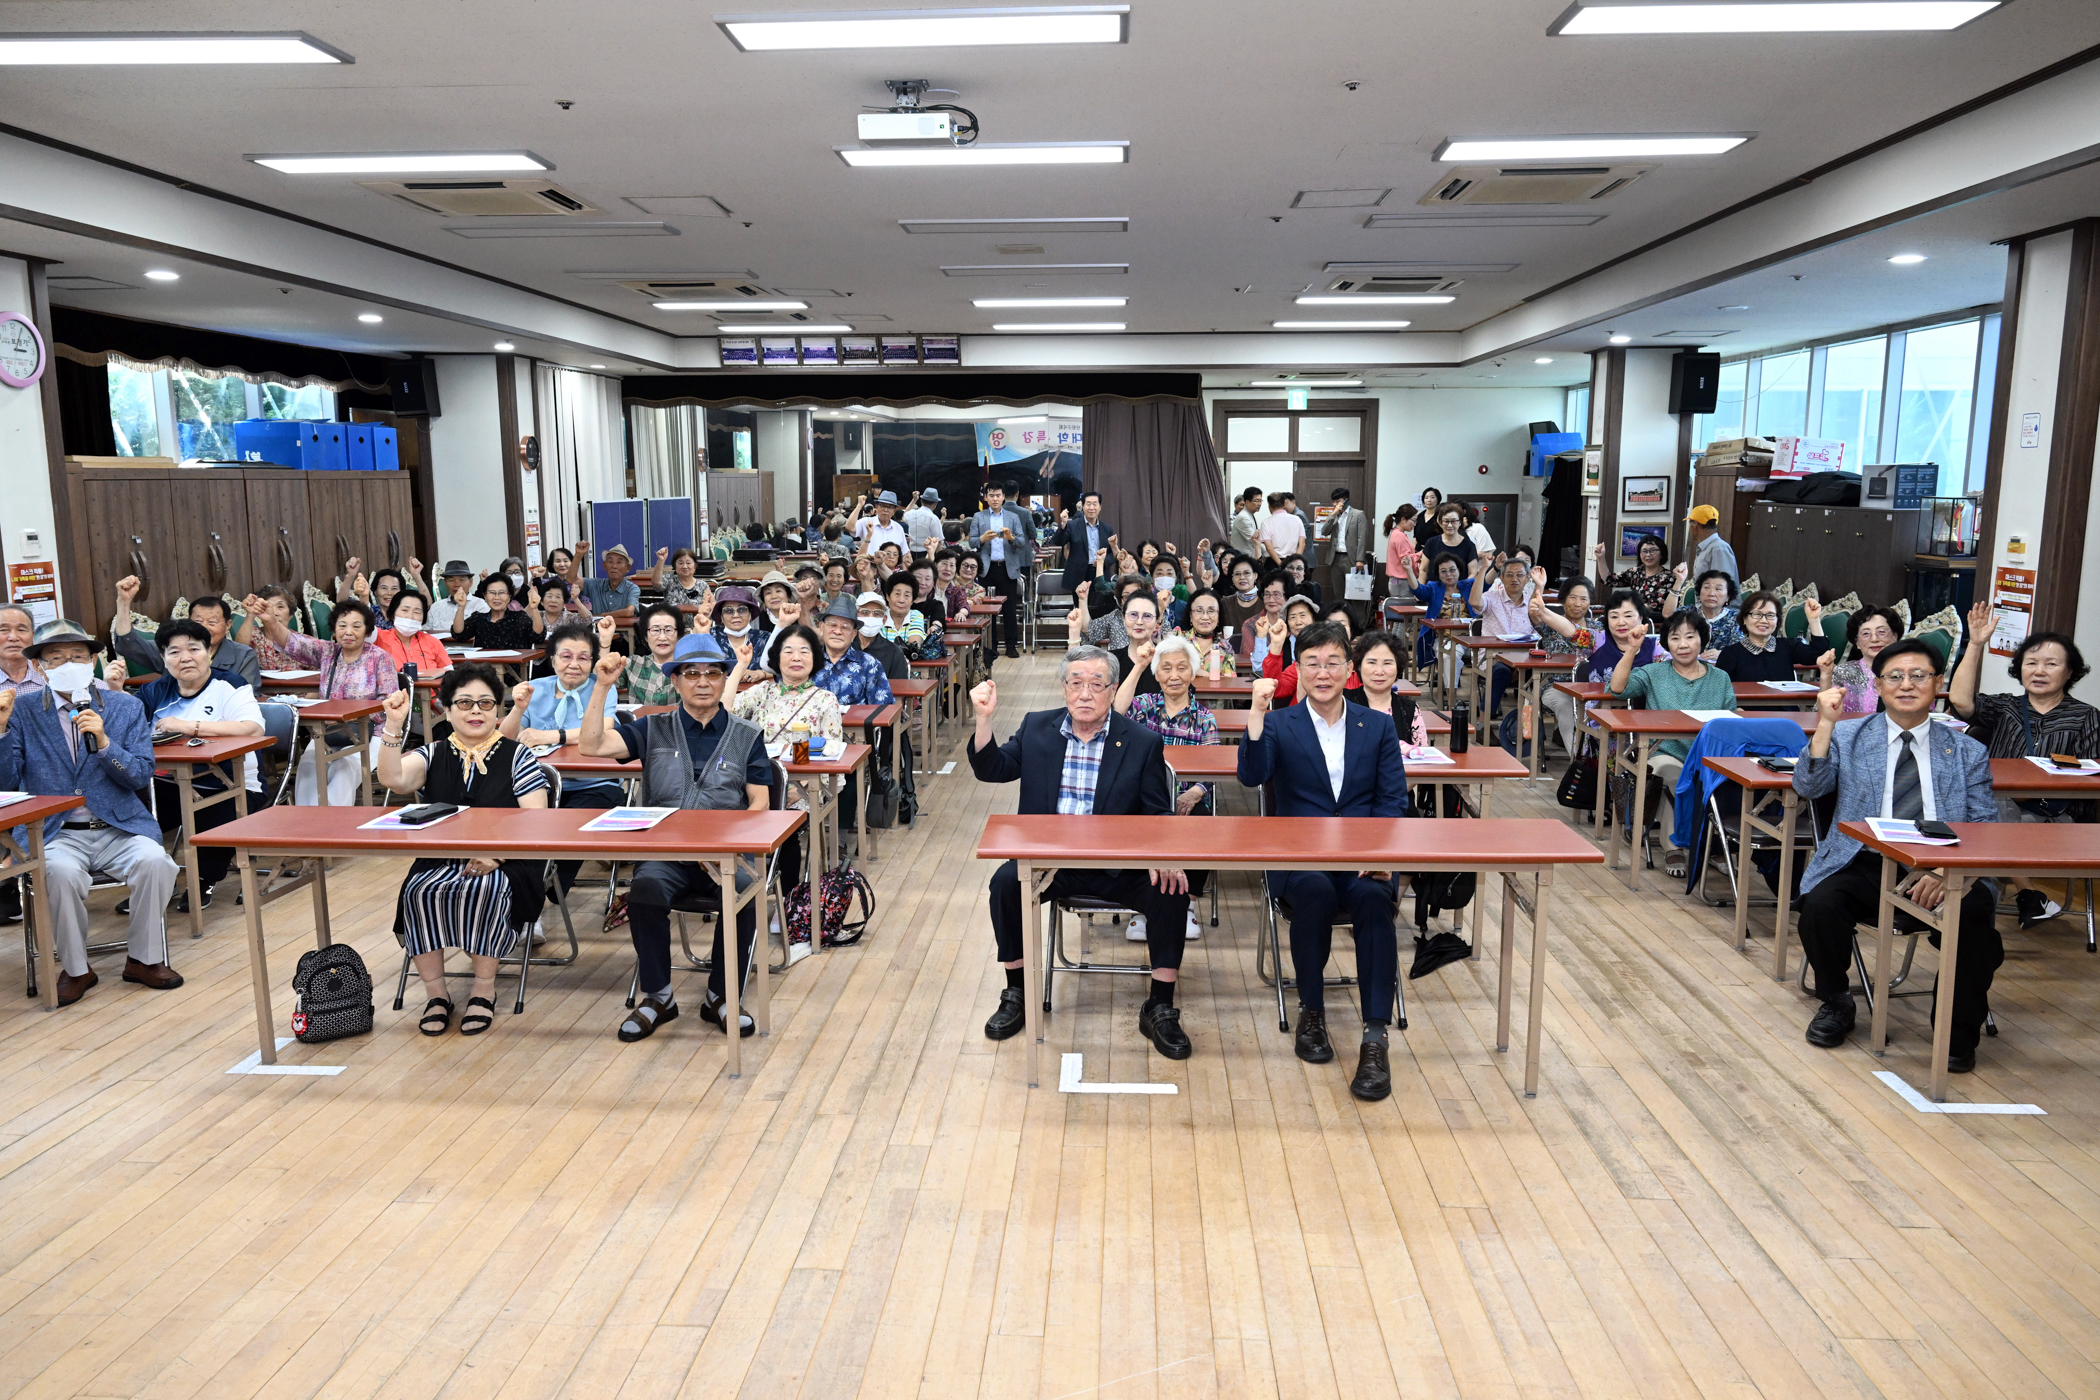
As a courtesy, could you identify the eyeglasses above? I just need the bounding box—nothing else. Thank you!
[1063,678,1113,694]
[1746,610,1778,622]
[1301,659,1350,674]
[1879,670,1937,686]
[645,624,680,637]
[673,667,727,680]
[449,696,499,712]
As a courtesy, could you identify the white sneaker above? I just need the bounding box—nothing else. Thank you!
[1186,908,1202,940]
[770,914,782,935]
[527,920,546,948]
[1125,913,1149,942]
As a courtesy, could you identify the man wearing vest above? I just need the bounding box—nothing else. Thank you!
[577,633,775,1042]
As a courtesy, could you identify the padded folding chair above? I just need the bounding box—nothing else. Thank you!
[1029,573,1074,654]
[388,761,581,1016]
[22,781,169,998]
[1250,782,1407,1034]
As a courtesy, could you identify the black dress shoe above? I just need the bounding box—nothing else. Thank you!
[1350,1041,1393,1101]
[1140,1001,1192,1060]
[1947,1048,1977,1074]
[1410,931,1473,980]
[1806,997,1856,1048]
[1294,1008,1334,1063]
[173,885,213,914]
[984,987,1027,1041]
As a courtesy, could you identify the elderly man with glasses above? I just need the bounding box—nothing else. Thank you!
[1792,637,1999,1074]
[578,633,775,1043]
[967,645,1195,1060]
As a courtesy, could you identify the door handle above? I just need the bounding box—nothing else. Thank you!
[276,528,296,582]
[335,534,351,572]
[386,530,402,568]
[128,539,151,606]
[207,539,228,593]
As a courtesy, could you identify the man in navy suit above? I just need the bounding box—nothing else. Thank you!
[1792,637,1999,1073]
[1237,622,1409,1100]
[968,644,1195,1060]
[1052,491,1115,596]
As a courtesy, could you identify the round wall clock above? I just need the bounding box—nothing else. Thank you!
[0,312,47,389]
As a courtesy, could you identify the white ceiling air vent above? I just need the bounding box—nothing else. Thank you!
[1323,275,1466,294]
[615,278,776,301]
[1418,164,1654,206]
[360,179,602,217]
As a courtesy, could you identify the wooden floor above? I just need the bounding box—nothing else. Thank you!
[7,651,2100,1399]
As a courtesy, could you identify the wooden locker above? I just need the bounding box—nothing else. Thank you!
[73,467,175,636]
[165,473,253,603]
[304,474,371,583]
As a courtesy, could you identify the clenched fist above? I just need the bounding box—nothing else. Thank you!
[1249,677,1278,713]
[970,679,997,717]
[1816,685,1846,725]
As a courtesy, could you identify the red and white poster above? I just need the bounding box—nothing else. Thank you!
[1988,564,2034,658]
[6,560,57,628]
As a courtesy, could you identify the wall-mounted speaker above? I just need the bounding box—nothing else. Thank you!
[390,357,442,417]
[1668,351,1721,415]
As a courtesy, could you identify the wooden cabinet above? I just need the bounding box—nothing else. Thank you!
[1744,502,1918,606]
[244,473,313,590]
[63,463,422,639]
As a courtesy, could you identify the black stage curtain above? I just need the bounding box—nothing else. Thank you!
[53,356,116,457]
[1081,401,1228,557]
[52,307,394,392]
[623,370,1200,409]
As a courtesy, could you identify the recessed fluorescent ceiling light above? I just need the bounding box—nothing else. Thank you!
[250,151,549,174]
[357,313,383,323]
[1250,380,1361,387]
[1273,320,1411,330]
[1548,1,1999,34]
[716,323,853,333]
[0,32,351,64]
[997,415,1049,424]
[142,269,180,281]
[494,342,516,351]
[590,364,607,369]
[991,322,1124,331]
[973,296,1126,307]
[1535,357,1554,364]
[716,6,1127,50]
[1435,134,1748,160]
[1888,252,1927,264]
[901,216,1128,234]
[449,223,673,238]
[838,142,1127,167]
[1294,295,1453,305]
[653,300,808,311]
[1609,334,1633,343]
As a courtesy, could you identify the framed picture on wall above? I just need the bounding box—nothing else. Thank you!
[840,335,880,366]
[760,337,801,366]
[1621,475,1669,513]
[1582,449,1603,496]
[719,337,759,367]
[1621,525,1664,558]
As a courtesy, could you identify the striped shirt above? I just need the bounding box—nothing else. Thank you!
[1057,713,1107,816]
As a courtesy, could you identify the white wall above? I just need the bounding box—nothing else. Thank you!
[426,355,511,568]
[0,259,61,613]
[753,409,805,523]
[1991,232,2072,698]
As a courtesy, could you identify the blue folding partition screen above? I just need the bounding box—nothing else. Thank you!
[588,500,648,574]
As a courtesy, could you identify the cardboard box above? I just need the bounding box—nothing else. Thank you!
[1770,436,1845,478]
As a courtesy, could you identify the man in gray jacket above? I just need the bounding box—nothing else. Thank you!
[1316,486,1370,604]
[969,483,1034,659]
[110,577,260,691]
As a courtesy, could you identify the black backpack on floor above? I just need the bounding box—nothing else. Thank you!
[291,945,374,1043]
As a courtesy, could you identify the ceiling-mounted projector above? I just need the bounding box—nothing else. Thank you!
[858,110,958,143]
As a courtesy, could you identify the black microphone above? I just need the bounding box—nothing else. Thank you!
[67,702,99,754]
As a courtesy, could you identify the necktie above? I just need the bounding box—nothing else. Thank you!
[1892,729,1924,822]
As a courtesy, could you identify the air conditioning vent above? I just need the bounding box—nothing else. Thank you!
[360,179,603,217]
[1417,164,1653,206]
[1323,275,1466,294]
[615,278,775,301]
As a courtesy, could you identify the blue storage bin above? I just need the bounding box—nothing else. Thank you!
[232,419,304,467]
[346,425,375,471]
[371,425,399,470]
[305,423,349,471]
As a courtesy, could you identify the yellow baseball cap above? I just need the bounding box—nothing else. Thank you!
[1685,504,1720,525]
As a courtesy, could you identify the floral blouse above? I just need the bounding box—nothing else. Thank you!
[1125,691,1217,747]
[1185,634,1238,678]
[279,630,401,700]
[664,578,710,609]
[623,652,678,706]
[1601,567,1677,618]
[731,679,845,812]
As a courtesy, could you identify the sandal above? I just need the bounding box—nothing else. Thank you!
[1664,849,1690,879]
[419,998,454,1035]
[618,993,678,1042]
[602,894,630,931]
[458,996,496,1036]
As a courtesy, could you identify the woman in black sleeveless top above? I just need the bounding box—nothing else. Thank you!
[374,664,550,1036]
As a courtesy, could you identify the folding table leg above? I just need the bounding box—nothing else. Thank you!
[1524,869,1553,1098]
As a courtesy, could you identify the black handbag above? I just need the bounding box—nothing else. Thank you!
[862,716,900,829]
[290,945,374,1043]
[1555,744,1598,811]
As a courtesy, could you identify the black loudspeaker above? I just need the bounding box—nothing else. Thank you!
[1669,351,1721,415]
[389,358,442,417]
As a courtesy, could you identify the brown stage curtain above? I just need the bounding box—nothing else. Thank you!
[1080,401,1228,558]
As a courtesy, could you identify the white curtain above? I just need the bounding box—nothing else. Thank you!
[627,403,704,499]
[533,364,627,550]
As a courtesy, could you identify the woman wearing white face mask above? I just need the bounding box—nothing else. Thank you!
[374,591,451,676]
